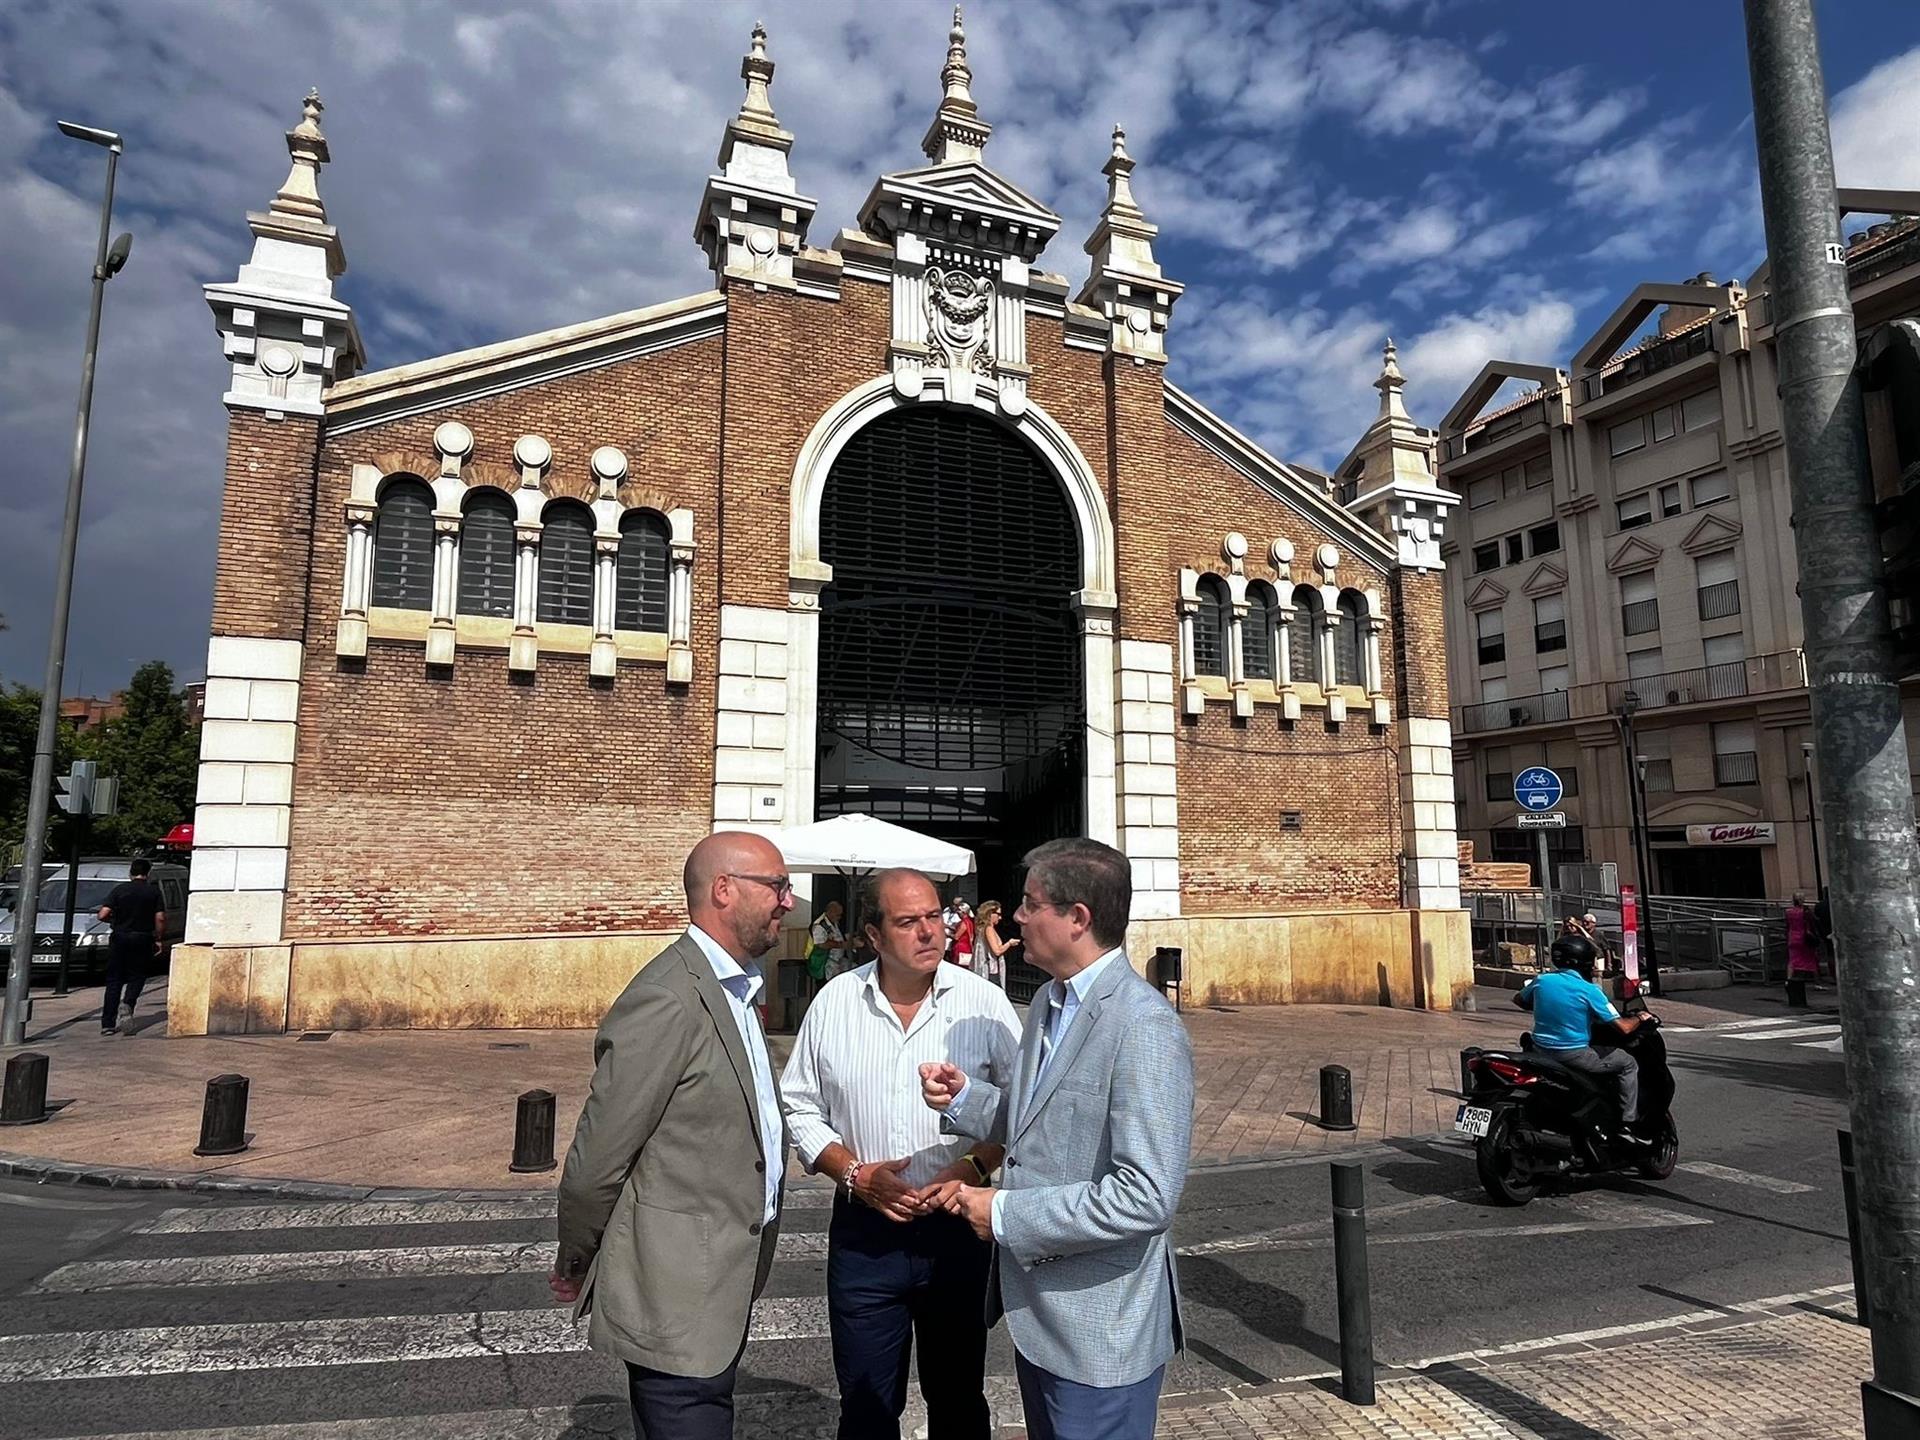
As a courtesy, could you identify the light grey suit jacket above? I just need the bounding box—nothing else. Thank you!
[944,952,1195,1388]
[557,933,784,1377]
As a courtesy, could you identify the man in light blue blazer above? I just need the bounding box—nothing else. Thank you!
[919,837,1194,1440]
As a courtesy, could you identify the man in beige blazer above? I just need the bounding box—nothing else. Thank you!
[552,831,792,1439]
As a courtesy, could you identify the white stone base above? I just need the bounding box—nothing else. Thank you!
[1115,640,1181,919]
[1398,715,1461,909]
[714,605,792,828]
[186,636,302,947]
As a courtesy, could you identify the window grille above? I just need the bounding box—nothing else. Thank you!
[1289,587,1321,685]
[1193,576,1229,678]
[1244,584,1275,681]
[536,501,594,626]
[371,477,434,610]
[456,490,516,618]
[615,509,670,632]
[1336,591,1366,686]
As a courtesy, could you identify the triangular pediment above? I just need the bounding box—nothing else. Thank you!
[882,161,1058,219]
[1606,532,1665,574]
[858,161,1062,262]
[1680,509,1743,556]
[1466,577,1510,611]
[1521,560,1567,597]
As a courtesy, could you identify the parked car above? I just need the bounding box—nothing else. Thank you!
[0,858,189,982]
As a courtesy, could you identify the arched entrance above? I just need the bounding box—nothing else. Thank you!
[816,406,1083,951]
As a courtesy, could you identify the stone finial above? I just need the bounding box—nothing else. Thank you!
[737,21,779,129]
[922,5,992,165]
[268,88,331,224]
[1374,337,1409,420]
[1103,125,1146,222]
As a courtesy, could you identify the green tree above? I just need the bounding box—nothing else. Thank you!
[76,662,199,854]
[0,682,81,869]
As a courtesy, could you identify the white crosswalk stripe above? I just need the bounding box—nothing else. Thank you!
[1731,1023,1842,1043]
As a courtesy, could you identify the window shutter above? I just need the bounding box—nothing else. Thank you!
[1336,592,1366,686]
[1243,586,1274,681]
[615,511,671,631]
[536,502,595,626]
[1289,588,1320,684]
[1193,577,1228,677]
[456,491,516,618]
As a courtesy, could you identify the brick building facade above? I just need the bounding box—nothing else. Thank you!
[170,18,1470,1034]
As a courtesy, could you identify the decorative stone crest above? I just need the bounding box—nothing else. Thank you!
[925,266,995,375]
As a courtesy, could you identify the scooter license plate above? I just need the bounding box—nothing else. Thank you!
[1454,1104,1493,1138]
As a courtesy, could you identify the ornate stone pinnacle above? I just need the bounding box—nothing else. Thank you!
[739,20,777,123]
[268,87,331,224]
[1103,123,1144,221]
[943,7,974,105]
[1376,338,1409,418]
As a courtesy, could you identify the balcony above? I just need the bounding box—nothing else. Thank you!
[1455,648,1808,736]
[1714,750,1760,787]
[1621,599,1660,635]
[1697,579,1741,621]
[1586,322,1715,401]
[1459,688,1571,733]
[1849,223,1920,288]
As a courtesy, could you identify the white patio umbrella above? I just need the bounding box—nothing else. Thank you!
[768,813,975,879]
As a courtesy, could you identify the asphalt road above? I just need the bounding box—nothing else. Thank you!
[0,1005,1858,1438]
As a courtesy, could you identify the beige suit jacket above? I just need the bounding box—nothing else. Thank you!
[557,933,783,1376]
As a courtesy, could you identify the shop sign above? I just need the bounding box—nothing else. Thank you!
[1684,822,1776,846]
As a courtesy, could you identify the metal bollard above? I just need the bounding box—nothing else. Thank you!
[510,1088,558,1173]
[1838,1130,1871,1328]
[0,1052,50,1126]
[194,1074,250,1156]
[1319,1064,1357,1131]
[1331,1160,1376,1405]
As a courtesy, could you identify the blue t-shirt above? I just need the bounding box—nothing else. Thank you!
[1519,968,1621,1050]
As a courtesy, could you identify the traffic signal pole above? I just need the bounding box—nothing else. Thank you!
[1744,1,1920,1425]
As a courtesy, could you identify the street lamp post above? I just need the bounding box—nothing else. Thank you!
[1616,697,1663,998]
[2,122,131,1049]
[1801,739,1827,902]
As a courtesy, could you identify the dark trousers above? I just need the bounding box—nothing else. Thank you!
[1014,1353,1165,1440]
[627,1356,740,1440]
[827,1192,993,1440]
[101,932,149,1030]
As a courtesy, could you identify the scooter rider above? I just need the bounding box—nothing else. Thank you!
[1514,935,1654,1137]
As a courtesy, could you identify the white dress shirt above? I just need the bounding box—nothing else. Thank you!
[782,959,1021,1190]
[687,925,784,1223]
[986,945,1128,1240]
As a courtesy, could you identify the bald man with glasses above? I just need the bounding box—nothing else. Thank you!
[554,830,794,1440]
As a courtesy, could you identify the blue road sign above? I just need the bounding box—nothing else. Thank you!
[1515,766,1563,812]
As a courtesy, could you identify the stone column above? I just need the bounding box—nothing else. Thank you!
[510,523,540,674]
[336,502,374,658]
[590,533,619,679]
[667,512,696,687]
[1228,594,1253,718]
[1075,592,1119,847]
[1322,608,1348,723]
[427,514,458,666]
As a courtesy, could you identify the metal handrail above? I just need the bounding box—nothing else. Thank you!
[1697,579,1742,621]
[1621,598,1661,635]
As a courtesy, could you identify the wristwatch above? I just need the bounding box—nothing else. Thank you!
[961,1151,991,1184]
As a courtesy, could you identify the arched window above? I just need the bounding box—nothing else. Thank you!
[456,489,516,618]
[536,500,594,626]
[1289,585,1322,685]
[1244,583,1276,681]
[370,476,434,610]
[1193,575,1230,678]
[1336,589,1368,687]
[615,509,670,632]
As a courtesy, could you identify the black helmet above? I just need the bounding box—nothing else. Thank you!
[1550,934,1597,974]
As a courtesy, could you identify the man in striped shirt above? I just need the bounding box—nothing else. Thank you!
[781,867,1021,1440]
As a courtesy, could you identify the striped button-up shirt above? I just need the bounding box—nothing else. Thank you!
[781,960,1021,1189]
[687,924,784,1224]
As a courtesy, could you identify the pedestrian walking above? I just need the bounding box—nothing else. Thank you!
[552,831,791,1440]
[809,899,849,998]
[975,900,1020,988]
[1785,892,1820,1005]
[96,858,164,1035]
[782,867,1020,1440]
[949,900,976,970]
[920,837,1195,1440]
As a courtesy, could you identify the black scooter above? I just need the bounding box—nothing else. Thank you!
[1456,981,1679,1205]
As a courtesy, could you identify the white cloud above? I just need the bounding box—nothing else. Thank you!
[1830,45,1920,190]
[1399,294,1582,412]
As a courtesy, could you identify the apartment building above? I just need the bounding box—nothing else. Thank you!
[1434,203,1920,901]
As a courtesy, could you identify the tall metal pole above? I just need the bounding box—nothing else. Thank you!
[1802,739,1827,901]
[2,130,121,1049]
[1745,1,1920,1423]
[1616,707,1663,997]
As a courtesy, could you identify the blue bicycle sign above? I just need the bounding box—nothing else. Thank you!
[1515,766,1563,812]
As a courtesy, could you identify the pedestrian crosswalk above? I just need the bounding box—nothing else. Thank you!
[1664,1013,1846,1052]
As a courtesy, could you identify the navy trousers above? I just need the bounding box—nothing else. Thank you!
[1014,1352,1165,1440]
[627,1355,740,1440]
[827,1192,993,1440]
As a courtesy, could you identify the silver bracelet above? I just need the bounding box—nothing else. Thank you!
[842,1160,864,1197]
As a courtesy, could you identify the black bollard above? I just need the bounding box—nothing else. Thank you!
[1331,1160,1376,1405]
[510,1088,558,1173]
[0,1052,50,1126]
[1319,1064,1357,1131]
[194,1074,250,1156]
[1838,1130,1871,1328]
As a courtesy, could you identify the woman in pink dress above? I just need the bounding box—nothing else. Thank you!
[1785,893,1820,1002]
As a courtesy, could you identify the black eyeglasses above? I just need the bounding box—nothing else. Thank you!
[729,873,795,900]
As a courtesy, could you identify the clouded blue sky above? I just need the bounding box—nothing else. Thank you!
[2,0,1916,694]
